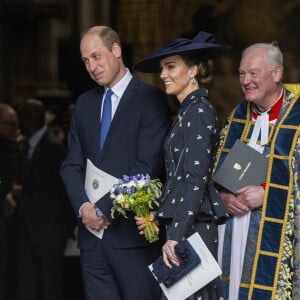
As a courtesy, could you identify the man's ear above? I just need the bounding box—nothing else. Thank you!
[112,42,122,58]
[273,65,283,83]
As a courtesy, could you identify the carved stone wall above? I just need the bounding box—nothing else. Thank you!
[114,0,300,121]
[0,0,299,122]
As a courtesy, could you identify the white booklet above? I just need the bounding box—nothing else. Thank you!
[84,159,119,239]
[149,232,222,300]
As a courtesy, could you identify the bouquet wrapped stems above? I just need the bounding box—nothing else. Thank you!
[139,213,159,243]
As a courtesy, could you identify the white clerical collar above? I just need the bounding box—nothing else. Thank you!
[248,112,269,153]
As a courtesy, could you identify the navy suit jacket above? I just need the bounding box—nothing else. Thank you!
[61,76,170,250]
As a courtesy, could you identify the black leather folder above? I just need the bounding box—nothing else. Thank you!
[213,140,268,195]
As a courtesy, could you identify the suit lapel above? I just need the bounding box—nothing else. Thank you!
[90,87,105,161]
[111,78,137,124]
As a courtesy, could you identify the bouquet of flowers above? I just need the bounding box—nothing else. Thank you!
[110,174,163,243]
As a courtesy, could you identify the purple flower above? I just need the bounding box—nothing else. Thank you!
[122,186,129,194]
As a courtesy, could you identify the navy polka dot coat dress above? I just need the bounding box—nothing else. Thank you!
[157,87,225,300]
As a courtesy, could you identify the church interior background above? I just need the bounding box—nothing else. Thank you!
[0,0,299,122]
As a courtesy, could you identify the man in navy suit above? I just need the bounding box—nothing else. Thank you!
[60,26,170,300]
[16,99,74,300]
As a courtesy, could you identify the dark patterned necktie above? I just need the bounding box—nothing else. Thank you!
[100,89,113,150]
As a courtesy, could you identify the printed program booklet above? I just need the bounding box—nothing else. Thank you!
[84,159,118,239]
[149,232,222,300]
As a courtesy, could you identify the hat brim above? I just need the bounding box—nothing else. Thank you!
[134,44,230,73]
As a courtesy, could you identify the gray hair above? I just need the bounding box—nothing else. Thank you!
[242,42,283,70]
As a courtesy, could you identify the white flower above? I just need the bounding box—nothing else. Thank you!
[126,180,136,188]
[116,194,124,201]
[137,179,146,187]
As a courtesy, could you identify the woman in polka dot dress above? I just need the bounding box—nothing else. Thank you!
[134,31,230,300]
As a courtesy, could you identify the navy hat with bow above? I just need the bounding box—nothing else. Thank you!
[134,31,230,73]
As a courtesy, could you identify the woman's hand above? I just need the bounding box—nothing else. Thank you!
[162,240,180,268]
[135,211,157,235]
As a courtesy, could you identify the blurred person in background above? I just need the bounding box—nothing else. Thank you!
[16,98,74,300]
[0,103,19,299]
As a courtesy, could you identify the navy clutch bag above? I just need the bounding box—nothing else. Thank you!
[151,240,201,288]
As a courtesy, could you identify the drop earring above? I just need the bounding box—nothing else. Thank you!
[190,76,196,84]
